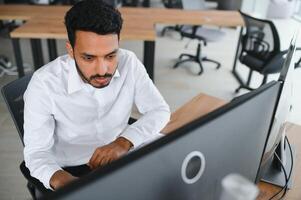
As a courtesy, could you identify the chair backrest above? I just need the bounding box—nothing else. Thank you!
[162,0,183,8]
[239,11,281,63]
[1,74,33,146]
[217,0,242,10]
[182,0,206,10]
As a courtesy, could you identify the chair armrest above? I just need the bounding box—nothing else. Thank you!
[19,161,52,195]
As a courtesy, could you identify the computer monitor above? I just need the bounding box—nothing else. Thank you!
[257,32,298,187]
[44,81,281,200]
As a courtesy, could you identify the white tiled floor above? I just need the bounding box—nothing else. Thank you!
[0,7,301,200]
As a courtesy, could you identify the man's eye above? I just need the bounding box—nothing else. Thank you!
[83,56,93,61]
[107,54,116,60]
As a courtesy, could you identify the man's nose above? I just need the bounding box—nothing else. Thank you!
[96,59,109,75]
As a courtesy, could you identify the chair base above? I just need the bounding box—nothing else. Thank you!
[295,57,301,68]
[173,43,221,75]
[161,25,182,37]
[235,85,254,93]
[235,70,267,93]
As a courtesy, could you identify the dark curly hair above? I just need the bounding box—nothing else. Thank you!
[64,0,123,48]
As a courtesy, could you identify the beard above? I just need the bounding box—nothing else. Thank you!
[73,57,117,89]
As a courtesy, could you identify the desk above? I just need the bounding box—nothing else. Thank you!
[0,5,244,80]
[0,5,69,20]
[9,16,156,78]
[161,93,301,200]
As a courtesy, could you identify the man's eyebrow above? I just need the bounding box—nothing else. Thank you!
[80,49,119,57]
[81,53,96,57]
[105,49,119,56]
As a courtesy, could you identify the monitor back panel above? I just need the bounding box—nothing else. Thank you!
[52,82,280,200]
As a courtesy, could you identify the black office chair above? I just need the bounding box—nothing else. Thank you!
[173,0,224,75]
[122,0,139,6]
[160,0,183,37]
[1,74,53,199]
[295,57,301,68]
[235,11,291,92]
[0,21,30,77]
[217,0,242,10]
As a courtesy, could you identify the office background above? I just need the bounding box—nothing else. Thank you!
[0,0,301,199]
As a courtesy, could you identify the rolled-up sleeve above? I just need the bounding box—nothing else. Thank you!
[23,74,62,190]
[121,57,171,148]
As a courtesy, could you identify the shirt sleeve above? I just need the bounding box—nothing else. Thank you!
[23,74,62,190]
[120,55,171,148]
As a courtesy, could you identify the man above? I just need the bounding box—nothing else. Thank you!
[23,0,170,191]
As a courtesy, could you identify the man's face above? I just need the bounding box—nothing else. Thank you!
[66,31,119,88]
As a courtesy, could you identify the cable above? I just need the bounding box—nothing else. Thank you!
[268,152,288,200]
[268,136,294,200]
[278,136,294,199]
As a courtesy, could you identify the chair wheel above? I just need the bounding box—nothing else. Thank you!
[235,87,241,93]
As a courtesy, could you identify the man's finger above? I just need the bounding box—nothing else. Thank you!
[99,157,109,167]
[89,148,102,169]
[95,155,105,168]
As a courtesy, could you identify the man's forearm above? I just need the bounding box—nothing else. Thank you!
[50,170,77,190]
[115,137,133,151]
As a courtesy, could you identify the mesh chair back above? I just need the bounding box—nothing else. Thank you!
[239,11,280,64]
[162,0,182,8]
[182,0,206,10]
[1,74,32,146]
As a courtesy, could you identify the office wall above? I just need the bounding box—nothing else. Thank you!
[241,0,270,17]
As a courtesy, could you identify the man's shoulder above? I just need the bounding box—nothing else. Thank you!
[118,49,143,72]
[119,48,136,58]
[34,55,68,78]
[29,55,69,91]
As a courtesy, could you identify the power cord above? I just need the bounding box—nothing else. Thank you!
[268,136,294,200]
[268,152,288,200]
[279,136,294,199]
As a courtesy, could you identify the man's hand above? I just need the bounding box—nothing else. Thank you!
[88,137,133,170]
[50,170,77,190]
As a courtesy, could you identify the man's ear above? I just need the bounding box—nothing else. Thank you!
[66,41,74,59]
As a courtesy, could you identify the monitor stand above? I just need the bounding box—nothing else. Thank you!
[261,139,296,189]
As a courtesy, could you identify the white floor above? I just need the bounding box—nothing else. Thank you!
[0,7,301,200]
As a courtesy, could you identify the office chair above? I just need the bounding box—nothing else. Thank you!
[122,0,138,6]
[1,74,138,199]
[295,57,301,68]
[1,74,52,199]
[217,0,242,10]
[160,0,183,37]
[0,55,31,77]
[0,21,28,77]
[0,17,32,77]
[173,0,225,75]
[234,11,291,92]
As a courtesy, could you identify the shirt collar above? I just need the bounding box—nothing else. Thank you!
[67,56,120,94]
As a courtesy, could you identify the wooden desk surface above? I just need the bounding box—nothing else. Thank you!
[121,8,244,27]
[0,4,69,20]
[0,5,244,26]
[10,17,156,40]
[0,5,243,40]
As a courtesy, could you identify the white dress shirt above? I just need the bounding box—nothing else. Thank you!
[23,49,170,189]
